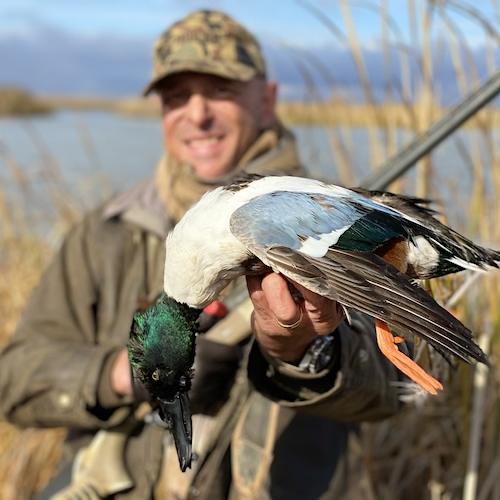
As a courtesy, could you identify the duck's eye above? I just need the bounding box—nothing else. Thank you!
[179,376,187,387]
[152,369,160,381]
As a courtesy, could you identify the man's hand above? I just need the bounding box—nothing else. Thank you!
[111,348,133,397]
[247,273,345,363]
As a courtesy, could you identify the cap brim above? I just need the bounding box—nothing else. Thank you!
[142,60,258,96]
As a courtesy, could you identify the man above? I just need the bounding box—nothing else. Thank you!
[0,10,408,500]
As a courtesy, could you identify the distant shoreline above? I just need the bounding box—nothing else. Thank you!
[0,88,52,116]
[3,88,500,129]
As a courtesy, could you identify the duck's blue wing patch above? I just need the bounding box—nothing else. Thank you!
[229,191,413,259]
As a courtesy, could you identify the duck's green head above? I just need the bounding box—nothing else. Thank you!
[128,292,201,471]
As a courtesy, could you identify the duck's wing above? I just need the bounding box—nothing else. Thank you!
[229,190,487,366]
[230,189,427,257]
[353,188,500,277]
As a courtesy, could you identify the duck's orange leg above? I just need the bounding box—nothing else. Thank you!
[375,319,443,395]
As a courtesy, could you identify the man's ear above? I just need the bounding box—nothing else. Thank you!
[260,80,277,129]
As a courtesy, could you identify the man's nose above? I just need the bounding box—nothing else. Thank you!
[186,93,212,127]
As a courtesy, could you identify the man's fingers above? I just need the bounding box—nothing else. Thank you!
[248,273,341,329]
[247,274,302,329]
[246,275,264,299]
[260,273,301,326]
[289,280,331,312]
[246,272,345,362]
[285,279,346,329]
[246,275,273,322]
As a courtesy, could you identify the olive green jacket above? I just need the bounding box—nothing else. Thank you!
[0,132,407,500]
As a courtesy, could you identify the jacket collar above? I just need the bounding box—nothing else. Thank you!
[102,177,173,238]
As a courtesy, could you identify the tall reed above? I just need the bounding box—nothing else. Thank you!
[291,1,500,498]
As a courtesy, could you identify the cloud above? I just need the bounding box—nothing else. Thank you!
[1,22,498,104]
[0,24,154,96]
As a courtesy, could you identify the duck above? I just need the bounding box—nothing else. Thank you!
[128,174,497,471]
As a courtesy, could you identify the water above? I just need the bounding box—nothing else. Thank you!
[0,109,496,237]
[0,111,162,202]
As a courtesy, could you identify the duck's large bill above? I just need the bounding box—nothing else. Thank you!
[159,392,193,471]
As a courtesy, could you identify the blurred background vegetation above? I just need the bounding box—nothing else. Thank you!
[1,0,500,498]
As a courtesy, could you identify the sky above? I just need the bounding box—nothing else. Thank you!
[1,0,500,101]
[1,1,415,42]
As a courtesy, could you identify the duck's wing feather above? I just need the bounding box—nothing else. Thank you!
[266,245,486,364]
[229,190,487,365]
[353,188,500,277]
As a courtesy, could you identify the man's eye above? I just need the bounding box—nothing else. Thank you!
[212,86,233,98]
[162,93,188,108]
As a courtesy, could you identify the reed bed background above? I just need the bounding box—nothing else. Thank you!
[1,0,500,498]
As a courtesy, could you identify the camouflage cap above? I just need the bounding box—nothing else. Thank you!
[143,10,266,95]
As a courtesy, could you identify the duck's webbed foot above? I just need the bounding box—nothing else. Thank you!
[375,319,443,395]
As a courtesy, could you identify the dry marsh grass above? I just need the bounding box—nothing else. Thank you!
[0,235,67,498]
[1,1,500,499]
[0,134,83,499]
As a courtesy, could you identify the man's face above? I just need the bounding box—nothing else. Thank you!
[157,72,276,180]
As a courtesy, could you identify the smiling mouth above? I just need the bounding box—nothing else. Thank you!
[186,136,222,148]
